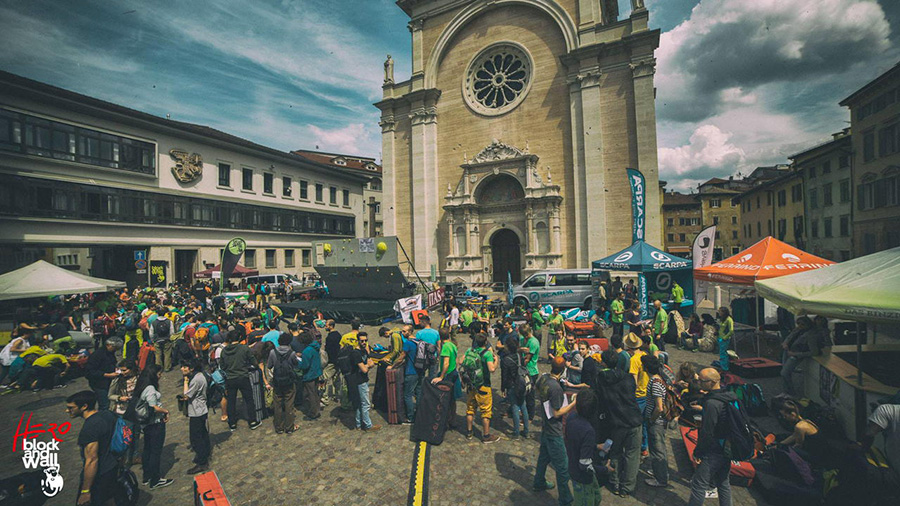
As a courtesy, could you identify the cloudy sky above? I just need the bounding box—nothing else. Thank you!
[1,0,898,191]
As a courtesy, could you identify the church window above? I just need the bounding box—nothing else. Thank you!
[464,43,533,116]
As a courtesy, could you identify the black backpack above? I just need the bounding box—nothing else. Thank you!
[513,353,532,399]
[271,350,297,388]
[721,398,755,461]
[202,372,224,411]
[337,346,354,376]
[153,318,170,339]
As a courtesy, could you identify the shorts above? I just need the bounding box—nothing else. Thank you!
[465,386,493,418]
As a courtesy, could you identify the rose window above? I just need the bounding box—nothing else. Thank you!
[463,43,533,116]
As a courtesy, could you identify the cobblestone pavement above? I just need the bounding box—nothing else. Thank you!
[0,320,777,506]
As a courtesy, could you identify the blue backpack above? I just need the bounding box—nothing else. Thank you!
[109,416,134,456]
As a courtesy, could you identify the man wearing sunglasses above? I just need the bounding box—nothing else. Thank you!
[348,332,381,432]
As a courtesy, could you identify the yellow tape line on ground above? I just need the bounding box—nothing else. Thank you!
[407,441,429,506]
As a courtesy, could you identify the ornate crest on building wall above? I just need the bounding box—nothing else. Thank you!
[471,139,527,163]
[169,149,203,183]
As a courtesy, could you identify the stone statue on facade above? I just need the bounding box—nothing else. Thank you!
[631,0,645,11]
[601,0,619,24]
[384,55,394,84]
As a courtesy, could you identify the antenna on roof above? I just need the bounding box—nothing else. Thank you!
[166,114,170,120]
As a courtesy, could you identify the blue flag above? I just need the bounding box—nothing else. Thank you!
[627,168,646,243]
[507,271,514,306]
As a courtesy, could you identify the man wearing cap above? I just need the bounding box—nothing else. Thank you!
[85,338,123,411]
[626,333,650,456]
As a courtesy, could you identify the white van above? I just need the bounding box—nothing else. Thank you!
[511,269,609,309]
[245,274,303,294]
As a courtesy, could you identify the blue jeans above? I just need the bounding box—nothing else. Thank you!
[508,391,529,437]
[93,387,110,411]
[534,432,574,505]
[355,382,373,429]
[718,338,730,371]
[404,373,422,422]
[647,421,669,485]
[636,396,648,451]
[688,452,732,506]
[781,356,800,396]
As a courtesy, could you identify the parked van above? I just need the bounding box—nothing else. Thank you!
[511,269,609,309]
[244,274,303,294]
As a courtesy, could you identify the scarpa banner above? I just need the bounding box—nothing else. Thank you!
[692,225,716,302]
[627,168,646,243]
[507,271,514,306]
[220,237,246,291]
[638,273,649,319]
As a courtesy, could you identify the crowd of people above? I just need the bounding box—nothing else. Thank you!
[1,279,897,506]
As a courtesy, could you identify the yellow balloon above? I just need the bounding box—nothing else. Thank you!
[323,243,332,254]
[376,241,388,254]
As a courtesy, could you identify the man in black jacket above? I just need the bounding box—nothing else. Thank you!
[688,368,736,506]
[220,330,261,431]
[85,338,122,411]
[595,349,642,498]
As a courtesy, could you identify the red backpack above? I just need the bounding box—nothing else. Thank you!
[137,341,156,371]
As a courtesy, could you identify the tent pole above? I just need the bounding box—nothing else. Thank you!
[856,322,863,386]
[755,291,761,357]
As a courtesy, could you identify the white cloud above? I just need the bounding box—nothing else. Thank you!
[659,124,745,180]
[656,0,891,122]
[307,124,379,158]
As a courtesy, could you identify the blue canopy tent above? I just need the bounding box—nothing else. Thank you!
[591,240,694,318]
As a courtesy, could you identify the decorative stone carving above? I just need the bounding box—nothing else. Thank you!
[383,55,394,84]
[601,0,619,25]
[408,106,437,126]
[631,0,645,11]
[546,166,552,183]
[629,58,656,78]
[578,69,602,88]
[407,18,424,32]
[169,149,203,183]
[472,139,527,163]
[447,183,452,196]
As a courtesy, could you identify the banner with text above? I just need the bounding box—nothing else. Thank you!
[691,225,716,302]
[426,287,445,308]
[220,237,246,292]
[638,273,649,319]
[627,168,646,243]
[149,260,167,288]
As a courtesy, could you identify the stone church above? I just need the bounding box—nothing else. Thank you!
[376,0,662,283]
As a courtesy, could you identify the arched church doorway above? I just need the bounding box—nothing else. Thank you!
[491,228,521,283]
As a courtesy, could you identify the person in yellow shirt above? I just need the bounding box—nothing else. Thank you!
[548,328,567,361]
[32,353,70,390]
[625,333,650,456]
[340,320,361,349]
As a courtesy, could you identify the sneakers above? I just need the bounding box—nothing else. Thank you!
[248,421,262,430]
[641,449,649,458]
[705,489,719,499]
[400,420,413,426]
[142,479,150,486]
[533,481,556,492]
[482,434,501,444]
[228,425,237,432]
[363,424,382,432]
[186,465,208,475]
[466,431,474,440]
[510,433,520,441]
[644,478,667,488]
[149,478,174,489]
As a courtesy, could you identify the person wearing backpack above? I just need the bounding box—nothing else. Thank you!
[220,330,262,431]
[401,324,423,424]
[641,354,669,488]
[267,332,301,433]
[532,357,576,504]
[180,359,210,474]
[122,308,143,362]
[297,331,323,420]
[688,368,738,506]
[108,360,141,467]
[462,332,500,443]
[149,308,175,372]
[500,336,529,440]
[67,390,120,506]
[130,364,174,490]
[595,349,642,498]
[85,338,123,411]
[415,315,440,378]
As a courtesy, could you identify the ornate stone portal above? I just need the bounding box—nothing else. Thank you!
[443,140,562,283]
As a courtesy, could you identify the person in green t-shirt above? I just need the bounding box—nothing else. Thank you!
[671,282,684,306]
[546,307,564,334]
[652,299,668,350]
[611,292,626,339]
[717,307,734,371]
[460,306,475,332]
[531,308,545,333]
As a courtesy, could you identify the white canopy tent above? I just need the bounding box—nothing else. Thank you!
[755,247,900,325]
[0,260,126,301]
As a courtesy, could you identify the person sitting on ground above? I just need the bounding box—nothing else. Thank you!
[679,313,703,351]
[777,399,830,468]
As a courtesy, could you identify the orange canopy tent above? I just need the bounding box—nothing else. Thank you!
[693,237,835,285]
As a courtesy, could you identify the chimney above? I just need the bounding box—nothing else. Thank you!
[367,196,377,237]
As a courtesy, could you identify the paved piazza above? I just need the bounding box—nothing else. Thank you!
[1,320,776,506]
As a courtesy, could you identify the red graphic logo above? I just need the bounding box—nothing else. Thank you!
[13,413,71,452]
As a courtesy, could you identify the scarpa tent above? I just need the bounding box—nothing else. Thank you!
[592,240,693,318]
[755,247,900,325]
[0,260,126,301]
[193,264,259,279]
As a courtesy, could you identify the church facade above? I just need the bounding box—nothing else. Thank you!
[376,0,662,283]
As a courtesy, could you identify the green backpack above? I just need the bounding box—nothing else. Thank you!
[460,348,487,390]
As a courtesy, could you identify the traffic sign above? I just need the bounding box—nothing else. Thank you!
[135,259,148,269]
[134,250,146,261]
